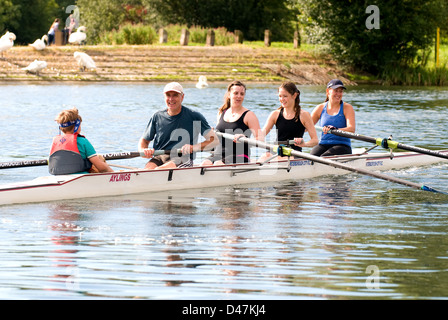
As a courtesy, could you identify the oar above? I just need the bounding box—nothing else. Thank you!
[276,140,296,145]
[316,126,448,160]
[0,159,49,169]
[216,132,446,194]
[0,149,180,169]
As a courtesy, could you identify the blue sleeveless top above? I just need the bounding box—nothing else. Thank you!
[319,101,351,147]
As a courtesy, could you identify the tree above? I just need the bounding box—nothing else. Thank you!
[0,0,21,34]
[16,0,59,44]
[147,0,295,41]
[76,0,126,43]
[0,0,63,44]
[298,0,446,74]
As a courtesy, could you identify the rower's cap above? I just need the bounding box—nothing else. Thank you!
[163,82,184,94]
[327,79,346,90]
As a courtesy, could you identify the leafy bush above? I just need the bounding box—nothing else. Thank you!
[159,24,235,45]
[99,24,157,45]
[298,0,447,75]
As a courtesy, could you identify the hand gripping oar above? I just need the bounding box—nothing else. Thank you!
[216,132,446,194]
[316,126,448,161]
[0,150,180,169]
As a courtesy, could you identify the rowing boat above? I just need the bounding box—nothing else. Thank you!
[1,147,447,205]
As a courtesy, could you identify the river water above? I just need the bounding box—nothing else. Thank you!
[0,82,448,301]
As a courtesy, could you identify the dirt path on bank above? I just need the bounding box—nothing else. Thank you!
[0,44,355,85]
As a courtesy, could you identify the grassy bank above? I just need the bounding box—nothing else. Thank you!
[0,44,353,84]
[381,45,448,86]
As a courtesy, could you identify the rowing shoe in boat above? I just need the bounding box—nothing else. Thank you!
[1,145,447,205]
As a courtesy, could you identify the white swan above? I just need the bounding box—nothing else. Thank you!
[29,35,48,51]
[22,60,47,75]
[1,31,16,41]
[74,51,96,71]
[196,75,208,89]
[0,32,15,58]
[68,26,87,45]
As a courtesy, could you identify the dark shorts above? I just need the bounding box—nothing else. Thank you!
[310,144,352,157]
[149,154,193,168]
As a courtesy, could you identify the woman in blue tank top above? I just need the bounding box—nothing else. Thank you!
[310,79,356,157]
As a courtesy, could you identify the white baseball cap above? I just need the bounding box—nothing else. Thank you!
[163,82,184,94]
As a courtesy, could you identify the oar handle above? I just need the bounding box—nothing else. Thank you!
[277,140,296,145]
[153,149,183,156]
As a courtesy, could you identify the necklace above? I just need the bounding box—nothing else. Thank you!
[229,107,242,117]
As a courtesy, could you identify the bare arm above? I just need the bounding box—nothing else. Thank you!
[245,111,264,141]
[199,130,218,151]
[182,130,219,154]
[342,103,356,133]
[310,103,324,125]
[89,155,114,173]
[298,111,318,148]
[261,110,279,138]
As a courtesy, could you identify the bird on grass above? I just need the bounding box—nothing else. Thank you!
[74,51,96,71]
[68,26,87,45]
[29,35,48,51]
[0,31,16,58]
[22,60,47,76]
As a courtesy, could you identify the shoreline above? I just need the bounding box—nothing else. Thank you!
[0,44,356,85]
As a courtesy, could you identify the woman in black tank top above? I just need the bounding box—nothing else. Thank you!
[202,81,263,165]
[276,108,306,152]
[259,82,318,161]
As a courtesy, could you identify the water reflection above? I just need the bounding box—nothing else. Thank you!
[1,83,448,299]
[47,203,83,294]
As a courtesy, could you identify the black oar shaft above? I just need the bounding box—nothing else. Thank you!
[318,126,448,161]
[394,142,448,160]
[0,159,48,169]
[0,152,144,169]
[216,132,445,194]
[0,149,183,169]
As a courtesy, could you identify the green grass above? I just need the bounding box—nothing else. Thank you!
[381,44,448,85]
[426,44,448,69]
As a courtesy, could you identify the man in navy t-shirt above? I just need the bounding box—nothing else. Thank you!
[139,82,218,169]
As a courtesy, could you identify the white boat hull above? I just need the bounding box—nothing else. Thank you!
[1,150,447,205]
